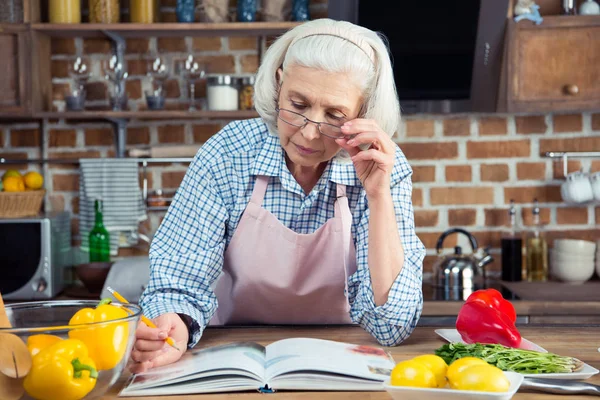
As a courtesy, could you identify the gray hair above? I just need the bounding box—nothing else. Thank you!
[254,18,401,147]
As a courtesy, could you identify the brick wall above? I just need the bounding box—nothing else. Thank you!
[1,0,599,272]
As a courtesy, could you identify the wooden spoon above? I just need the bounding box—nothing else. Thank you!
[0,333,31,379]
[0,292,11,328]
[0,373,24,400]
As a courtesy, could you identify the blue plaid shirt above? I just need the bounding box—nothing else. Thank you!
[140,118,425,347]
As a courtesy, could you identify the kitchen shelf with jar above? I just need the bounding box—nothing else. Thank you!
[31,22,301,38]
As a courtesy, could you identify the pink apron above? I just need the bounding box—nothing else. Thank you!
[209,175,357,325]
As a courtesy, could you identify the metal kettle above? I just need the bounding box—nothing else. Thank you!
[433,228,494,290]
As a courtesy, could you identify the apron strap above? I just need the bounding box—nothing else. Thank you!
[335,183,352,309]
[250,175,269,206]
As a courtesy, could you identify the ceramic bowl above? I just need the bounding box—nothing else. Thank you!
[75,262,114,294]
[553,239,596,256]
[383,371,523,400]
[550,258,595,284]
[550,249,595,264]
[0,300,141,400]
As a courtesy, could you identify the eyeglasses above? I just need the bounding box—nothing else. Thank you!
[276,107,345,139]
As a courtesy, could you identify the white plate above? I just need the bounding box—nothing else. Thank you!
[435,329,599,380]
[383,371,523,400]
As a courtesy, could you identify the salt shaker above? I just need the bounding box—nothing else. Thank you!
[562,0,577,15]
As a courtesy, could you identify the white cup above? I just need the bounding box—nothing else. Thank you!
[561,171,594,204]
[589,171,600,202]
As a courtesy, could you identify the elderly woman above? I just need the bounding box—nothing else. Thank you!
[131,17,425,373]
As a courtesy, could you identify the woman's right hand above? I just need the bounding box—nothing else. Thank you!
[129,312,189,374]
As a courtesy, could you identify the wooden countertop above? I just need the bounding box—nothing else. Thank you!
[422,300,600,316]
[102,325,600,399]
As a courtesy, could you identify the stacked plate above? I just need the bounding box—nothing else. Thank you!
[550,239,596,284]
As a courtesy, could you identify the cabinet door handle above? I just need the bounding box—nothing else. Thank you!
[563,84,579,96]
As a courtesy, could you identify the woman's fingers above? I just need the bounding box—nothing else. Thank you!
[131,345,168,363]
[351,149,390,165]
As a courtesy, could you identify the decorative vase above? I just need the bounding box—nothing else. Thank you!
[176,0,195,22]
[237,0,256,22]
[579,0,600,14]
[291,0,309,21]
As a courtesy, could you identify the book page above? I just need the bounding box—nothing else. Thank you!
[265,338,395,384]
[121,342,267,394]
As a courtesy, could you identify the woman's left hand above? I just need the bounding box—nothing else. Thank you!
[336,119,395,199]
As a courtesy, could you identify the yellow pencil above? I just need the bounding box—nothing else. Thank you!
[106,287,181,352]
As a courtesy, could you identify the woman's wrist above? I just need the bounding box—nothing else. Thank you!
[366,188,393,206]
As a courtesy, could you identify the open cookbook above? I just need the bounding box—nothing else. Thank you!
[119,338,396,396]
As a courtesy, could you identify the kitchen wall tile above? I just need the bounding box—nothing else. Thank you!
[127,127,151,145]
[411,165,436,183]
[467,140,530,158]
[157,125,185,143]
[418,232,457,249]
[592,114,600,131]
[228,37,256,51]
[480,164,509,182]
[516,115,547,134]
[126,39,150,54]
[552,159,582,179]
[10,128,39,147]
[516,162,546,180]
[484,208,509,227]
[412,188,423,207]
[414,210,439,227]
[48,194,65,212]
[405,120,435,138]
[53,173,80,192]
[162,171,186,189]
[49,129,77,147]
[83,38,112,54]
[402,142,458,160]
[443,118,471,136]
[540,137,600,154]
[84,128,114,146]
[192,37,223,52]
[448,209,477,226]
[553,114,582,133]
[193,124,222,143]
[241,55,259,73]
[126,79,143,100]
[521,207,552,226]
[478,117,507,136]
[504,186,562,204]
[591,161,600,173]
[157,38,187,53]
[430,187,494,205]
[556,207,588,225]
[51,38,76,55]
[445,165,472,182]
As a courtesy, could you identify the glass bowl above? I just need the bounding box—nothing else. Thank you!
[0,300,142,400]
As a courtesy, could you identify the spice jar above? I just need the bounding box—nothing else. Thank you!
[207,75,240,111]
[130,0,157,22]
[0,0,24,22]
[239,76,255,110]
[49,0,81,23]
[89,0,120,23]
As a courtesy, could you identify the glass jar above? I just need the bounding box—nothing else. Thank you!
[207,75,240,111]
[49,0,81,23]
[176,0,195,22]
[237,0,257,22]
[239,75,255,110]
[292,0,309,21]
[89,0,120,23]
[0,0,23,22]
[130,0,158,22]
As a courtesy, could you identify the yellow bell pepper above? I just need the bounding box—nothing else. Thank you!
[23,338,98,400]
[68,298,129,370]
[27,334,63,357]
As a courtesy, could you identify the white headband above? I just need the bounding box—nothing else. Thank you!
[289,25,376,65]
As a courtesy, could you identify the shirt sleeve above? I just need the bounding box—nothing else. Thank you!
[348,169,426,347]
[138,149,229,348]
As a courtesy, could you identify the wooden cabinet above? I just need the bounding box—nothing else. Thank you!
[0,25,31,115]
[506,16,600,113]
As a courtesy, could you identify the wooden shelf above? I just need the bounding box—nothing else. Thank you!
[34,110,259,120]
[31,22,301,38]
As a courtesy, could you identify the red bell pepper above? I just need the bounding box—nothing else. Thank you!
[456,301,522,348]
[465,288,516,323]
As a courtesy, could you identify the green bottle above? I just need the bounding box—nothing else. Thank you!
[89,199,110,262]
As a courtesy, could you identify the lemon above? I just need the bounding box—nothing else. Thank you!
[23,171,44,190]
[3,176,25,192]
[2,169,21,181]
[446,357,489,386]
[390,360,437,388]
[412,354,448,388]
[449,364,510,392]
